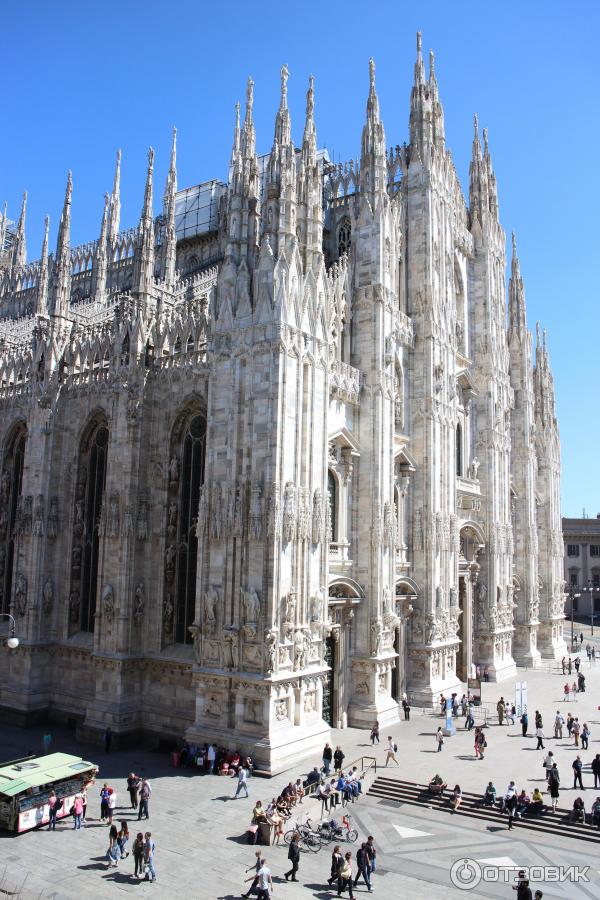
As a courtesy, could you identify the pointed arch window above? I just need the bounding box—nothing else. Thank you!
[456,422,463,477]
[0,425,27,614]
[120,333,130,367]
[70,418,109,633]
[328,470,338,543]
[337,217,351,258]
[164,412,206,645]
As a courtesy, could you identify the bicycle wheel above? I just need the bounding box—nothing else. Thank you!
[346,828,359,843]
[304,832,322,852]
[284,829,295,845]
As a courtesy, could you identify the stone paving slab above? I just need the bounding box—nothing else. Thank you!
[3,648,600,898]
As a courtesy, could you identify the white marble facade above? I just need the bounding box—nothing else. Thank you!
[0,36,566,772]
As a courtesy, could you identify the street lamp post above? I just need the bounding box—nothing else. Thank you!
[0,613,19,649]
[582,580,600,637]
[568,586,581,652]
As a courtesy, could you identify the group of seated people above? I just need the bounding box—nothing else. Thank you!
[312,768,363,809]
[570,795,600,826]
[427,776,463,812]
[178,741,254,777]
[248,781,307,844]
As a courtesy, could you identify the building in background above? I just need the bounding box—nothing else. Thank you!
[563,516,600,621]
[0,36,566,772]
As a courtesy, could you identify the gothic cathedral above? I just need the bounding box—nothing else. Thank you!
[0,36,565,771]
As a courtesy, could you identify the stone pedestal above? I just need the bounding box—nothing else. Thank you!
[346,656,400,728]
[513,622,542,668]
[537,617,567,660]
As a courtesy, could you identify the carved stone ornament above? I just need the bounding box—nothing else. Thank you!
[204,695,221,718]
[275,699,289,722]
[42,577,53,617]
[102,584,115,624]
[203,586,220,635]
[241,586,260,623]
[134,582,144,625]
[264,628,277,674]
[136,500,148,540]
[14,573,27,617]
[282,481,297,543]
[33,495,45,536]
[163,593,174,633]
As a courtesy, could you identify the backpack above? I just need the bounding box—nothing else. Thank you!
[393,743,398,753]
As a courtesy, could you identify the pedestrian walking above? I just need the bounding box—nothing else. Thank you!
[132,832,145,879]
[561,656,566,675]
[566,712,574,736]
[520,711,528,737]
[564,682,571,702]
[568,657,572,675]
[592,754,600,789]
[354,843,372,892]
[402,698,411,720]
[337,851,355,898]
[466,702,475,731]
[436,727,444,752]
[534,710,542,729]
[143,832,157,882]
[573,718,581,747]
[535,726,545,750]
[138,779,151,820]
[365,836,377,873]
[572,680,578,700]
[207,743,216,774]
[127,773,140,809]
[284,832,300,882]
[100,783,110,822]
[581,723,590,750]
[334,746,345,773]
[575,656,581,673]
[578,672,586,693]
[107,788,116,825]
[370,721,380,745]
[506,791,517,830]
[81,786,87,823]
[256,858,273,900]
[72,793,83,830]
[554,711,564,739]
[47,791,61,830]
[242,850,262,898]
[543,751,554,781]
[384,736,399,767]
[474,727,486,759]
[497,697,506,725]
[580,632,584,646]
[234,765,250,799]
[104,727,113,754]
[327,845,344,887]
[117,821,130,859]
[483,666,489,682]
[323,742,333,775]
[548,763,560,812]
[573,755,584,791]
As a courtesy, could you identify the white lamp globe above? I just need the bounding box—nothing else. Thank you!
[7,636,19,649]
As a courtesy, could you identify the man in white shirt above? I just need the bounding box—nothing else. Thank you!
[256,859,273,899]
[554,711,565,739]
[234,766,250,799]
[207,744,216,774]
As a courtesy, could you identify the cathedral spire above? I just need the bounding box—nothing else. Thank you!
[469,114,487,226]
[534,321,556,428]
[36,215,50,317]
[163,127,178,288]
[274,64,291,147]
[428,49,445,149]
[360,57,387,196]
[231,101,241,168]
[93,193,110,301]
[241,76,256,161]
[11,191,27,276]
[414,30,425,85]
[508,231,527,337]
[51,171,73,318]
[302,74,317,169]
[483,127,499,217]
[109,149,121,244]
[134,148,156,295]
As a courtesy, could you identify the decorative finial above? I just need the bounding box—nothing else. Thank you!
[246,76,254,114]
[429,49,435,76]
[512,231,517,255]
[483,127,489,154]
[235,101,240,124]
[417,31,422,54]
[170,127,177,170]
[280,64,289,100]
[369,57,376,89]
[148,147,154,169]
[306,74,314,116]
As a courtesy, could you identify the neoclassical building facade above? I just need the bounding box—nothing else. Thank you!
[0,37,565,771]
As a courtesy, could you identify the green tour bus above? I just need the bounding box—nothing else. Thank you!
[0,753,98,833]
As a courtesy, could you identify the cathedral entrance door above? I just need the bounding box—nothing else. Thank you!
[322,636,336,727]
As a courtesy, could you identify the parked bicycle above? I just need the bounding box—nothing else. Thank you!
[314,814,358,844]
[283,820,322,852]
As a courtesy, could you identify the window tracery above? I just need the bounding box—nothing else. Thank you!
[0,425,26,614]
[163,411,206,644]
[70,417,108,632]
[337,217,351,258]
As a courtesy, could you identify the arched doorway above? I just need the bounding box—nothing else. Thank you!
[327,579,362,728]
[457,523,485,682]
[394,579,418,701]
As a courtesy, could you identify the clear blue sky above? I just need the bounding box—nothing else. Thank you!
[2,1,598,516]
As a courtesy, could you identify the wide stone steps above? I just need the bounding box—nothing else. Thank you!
[367,776,600,845]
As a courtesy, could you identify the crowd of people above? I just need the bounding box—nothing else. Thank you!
[241,835,378,898]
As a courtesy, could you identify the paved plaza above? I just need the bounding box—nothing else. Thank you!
[3,632,600,899]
